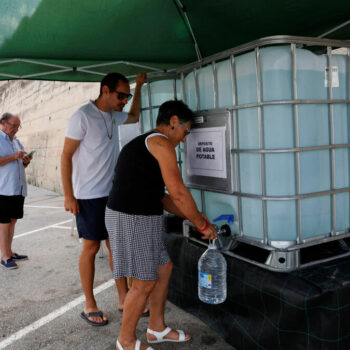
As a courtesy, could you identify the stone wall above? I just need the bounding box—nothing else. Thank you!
[0,80,100,194]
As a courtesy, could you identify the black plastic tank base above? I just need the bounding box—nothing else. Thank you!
[163,232,350,350]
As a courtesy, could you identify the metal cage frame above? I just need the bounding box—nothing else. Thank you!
[141,35,350,271]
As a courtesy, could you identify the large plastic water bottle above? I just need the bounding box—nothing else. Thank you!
[198,239,227,304]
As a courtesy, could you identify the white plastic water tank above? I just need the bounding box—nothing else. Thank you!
[142,46,349,245]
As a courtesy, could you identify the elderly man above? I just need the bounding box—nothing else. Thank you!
[0,113,32,270]
[61,72,147,327]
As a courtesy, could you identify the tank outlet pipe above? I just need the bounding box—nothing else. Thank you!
[213,224,231,237]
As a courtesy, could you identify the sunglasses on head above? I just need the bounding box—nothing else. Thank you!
[109,89,133,101]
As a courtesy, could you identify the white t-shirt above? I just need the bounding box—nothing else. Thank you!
[66,100,128,199]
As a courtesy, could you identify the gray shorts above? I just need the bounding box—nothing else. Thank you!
[105,208,170,281]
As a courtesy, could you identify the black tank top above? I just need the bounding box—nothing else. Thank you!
[107,131,165,215]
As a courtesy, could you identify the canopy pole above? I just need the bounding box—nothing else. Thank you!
[173,0,202,61]
[317,20,350,39]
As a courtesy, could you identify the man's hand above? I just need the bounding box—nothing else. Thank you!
[124,72,147,124]
[22,153,33,166]
[0,151,26,167]
[136,72,146,87]
[64,195,80,216]
[14,150,26,160]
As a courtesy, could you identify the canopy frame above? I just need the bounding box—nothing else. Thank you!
[173,0,203,61]
[1,36,349,82]
[0,58,177,80]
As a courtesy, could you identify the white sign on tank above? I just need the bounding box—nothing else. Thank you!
[186,126,227,179]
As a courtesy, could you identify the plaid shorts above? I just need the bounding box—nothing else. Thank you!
[105,208,170,281]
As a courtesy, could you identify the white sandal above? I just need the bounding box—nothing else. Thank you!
[146,327,191,343]
[116,338,154,350]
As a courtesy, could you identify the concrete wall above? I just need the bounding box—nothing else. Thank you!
[0,80,100,194]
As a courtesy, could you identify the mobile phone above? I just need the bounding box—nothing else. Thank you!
[27,150,36,156]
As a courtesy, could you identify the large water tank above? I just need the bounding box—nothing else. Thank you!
[140,42,350,250]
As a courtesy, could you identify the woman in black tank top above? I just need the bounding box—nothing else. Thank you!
[106,100,217,350]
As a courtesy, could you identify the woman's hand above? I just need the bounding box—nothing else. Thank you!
[196,216,218,240]
[200,212,209,222]
[200,223,218,240]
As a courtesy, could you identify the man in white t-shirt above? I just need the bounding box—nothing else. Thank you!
[61,72,146,326]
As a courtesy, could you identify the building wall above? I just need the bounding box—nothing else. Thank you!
[0,80,100,194]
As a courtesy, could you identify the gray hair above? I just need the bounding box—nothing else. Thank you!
[0,113,16,122]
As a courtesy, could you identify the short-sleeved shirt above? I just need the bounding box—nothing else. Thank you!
[66,100,128,199]
[0,130,27,196]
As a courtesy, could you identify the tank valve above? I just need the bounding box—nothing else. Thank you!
[217,224,231,237]
[213,215,233,237]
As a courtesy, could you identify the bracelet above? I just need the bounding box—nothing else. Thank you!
[196,219,210,232]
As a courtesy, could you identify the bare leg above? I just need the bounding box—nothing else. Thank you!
[79,238,107,323]
[0,223,11,261]
[105,239,128,308]
[118,278,156,350]
[8,219,17,256]
[147,261,190,342]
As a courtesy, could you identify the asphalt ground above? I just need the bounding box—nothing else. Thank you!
[0,185,234,350]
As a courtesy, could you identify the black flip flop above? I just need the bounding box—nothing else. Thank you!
[118,307,150,318]
[80,311,108,326]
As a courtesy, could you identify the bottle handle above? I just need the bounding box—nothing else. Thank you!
[209,238,217,247]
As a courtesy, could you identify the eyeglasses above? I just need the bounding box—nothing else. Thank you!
[109,89,133,101]
[6,121,21,130]
[180,124,190,136]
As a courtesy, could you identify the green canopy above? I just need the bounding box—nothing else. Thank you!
[0,0,349,82]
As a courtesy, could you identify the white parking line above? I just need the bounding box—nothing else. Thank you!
[24,205,63,209]
[0,279,115,349]
[14,219,73,239]
[52,226,77,230]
